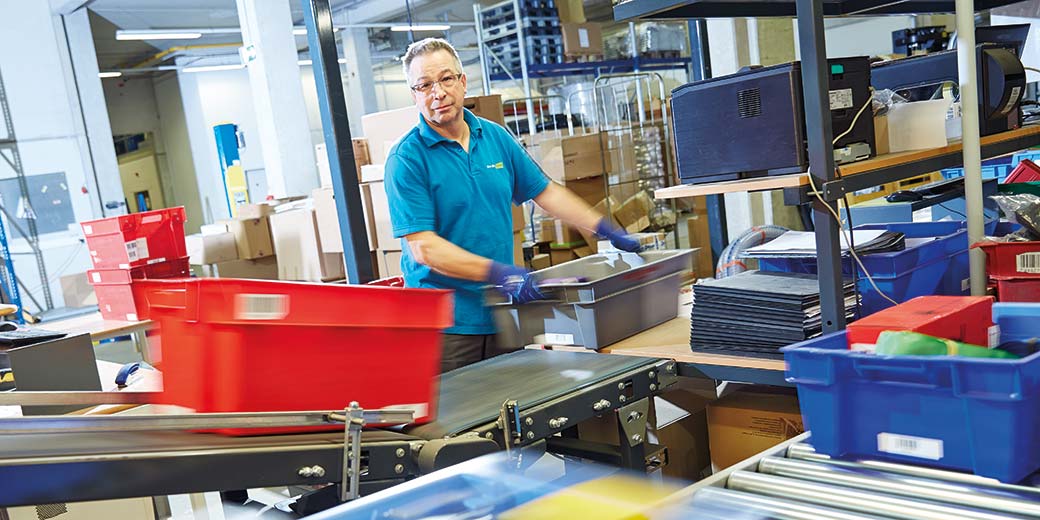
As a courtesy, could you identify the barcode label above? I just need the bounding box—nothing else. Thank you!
[578,28,590,48]
[989,325,1001,348]
[1016,252,1040,273]
[1003,86,1022,115]
[136,238,150,260]
[545,333,575,345]
[877,433,943,460]
[234,294,289,320]
[125,241,140,262]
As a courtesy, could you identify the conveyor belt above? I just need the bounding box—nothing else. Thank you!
[0,430,420,507]
[405,349,662,439]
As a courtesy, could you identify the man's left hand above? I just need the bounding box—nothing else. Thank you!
[596,219,643,253]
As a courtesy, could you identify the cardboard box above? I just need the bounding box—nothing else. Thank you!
[226,217,274,260]
[706,391,804,472]
[686,198,714,279]
[513,203,525,233]
[464,95,505,126]
[212,256,279,280]
[559,176,607,207]
[361,106,419,164]
[513,231,524,266]
[598,232,667,253]
[377,249,403,279]
[556,0,586,23]
[552,219,584,245]
[614,191,654,233]
[186,232,238,265]
[577,196,619,253]
[312,186,378,253]
[61,273,97,308]
[528,133,611,181]
[530,253,551,270]
[361,164,385,184]
[367,181,397,250]
[236,202,275,220]
[539,218,556,243]
[269,208,345,282]
[353,138,371,169]
[574,245,593,258]
[550,247,578,266]
[561,23,604,56]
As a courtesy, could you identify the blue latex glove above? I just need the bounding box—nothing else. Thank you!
[596,219,642,252]
[488,261,545,304]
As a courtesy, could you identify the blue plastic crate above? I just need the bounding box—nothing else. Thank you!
[782,306,1040,483]
[1012,149,1040,167]
[941,157,1014,182]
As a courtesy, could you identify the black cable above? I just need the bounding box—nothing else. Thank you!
[937,202,968,219]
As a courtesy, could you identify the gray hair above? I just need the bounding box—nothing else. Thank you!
[402,37,463,83]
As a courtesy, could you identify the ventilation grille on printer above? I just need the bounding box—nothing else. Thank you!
[737,88,762,118]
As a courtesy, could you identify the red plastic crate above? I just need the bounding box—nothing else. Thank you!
[87,256,191,285]
[131,278,452,434]
[81,207,187,269]
[846,296,994,349]
[94,284,142,321]
[976,240,1040,279]
[996,277,1040,302]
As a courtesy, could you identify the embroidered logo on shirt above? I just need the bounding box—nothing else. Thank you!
[486,162,505,170]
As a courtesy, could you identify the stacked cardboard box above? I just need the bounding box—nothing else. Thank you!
[269,200,345,282]
[189,201,283,280]
[561,23,604,56]
[706,390,804,472]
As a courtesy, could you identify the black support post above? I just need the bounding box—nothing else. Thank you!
[796,0,845,331]
[301,0,375,284]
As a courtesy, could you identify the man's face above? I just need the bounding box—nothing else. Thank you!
[408,50,467,128]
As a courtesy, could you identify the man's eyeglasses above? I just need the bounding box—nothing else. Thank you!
[410,73,462,94]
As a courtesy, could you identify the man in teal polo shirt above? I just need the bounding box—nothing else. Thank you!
[385,38,640,372]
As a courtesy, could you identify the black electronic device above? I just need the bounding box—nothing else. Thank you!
[885,190,924,203]
[892,26,950,55]
[671,56,875,185]
[871,43,1026,137]
[975,24,1031,57]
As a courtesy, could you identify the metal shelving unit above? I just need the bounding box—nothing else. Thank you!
[614,0,1036,333]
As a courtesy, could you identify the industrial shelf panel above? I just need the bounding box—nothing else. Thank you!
[613,0,1029,20]
[488,57,692,80]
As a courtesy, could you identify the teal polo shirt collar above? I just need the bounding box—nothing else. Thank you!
[417,109,484,148]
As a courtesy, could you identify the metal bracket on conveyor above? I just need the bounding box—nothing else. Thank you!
[327,402,365,502]
[618,398,650,447]
[497,399,523,468]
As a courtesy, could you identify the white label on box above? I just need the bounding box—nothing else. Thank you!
[829,88,854,110]
[578,28,590,48]
[126,313,139,322]
[1016,252,1040,273]
[989,325,1001,348]
[545,333,576,345]
[961,278,970,292]
[125,241,139,262]
[140,214,163,225]
[877,433,944,460]
[234,294,289,320]
[83,225,93,235]
[91,272,102,283]
[136,238,150,260]
[1003,86,1023,115]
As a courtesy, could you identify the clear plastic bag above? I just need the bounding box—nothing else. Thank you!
[872,88,909,116]
[991,194,1040,240]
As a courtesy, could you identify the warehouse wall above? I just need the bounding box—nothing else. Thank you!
[153,74,205,234]
[990,15,1040,83]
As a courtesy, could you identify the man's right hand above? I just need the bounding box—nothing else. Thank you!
[488,262,545,304]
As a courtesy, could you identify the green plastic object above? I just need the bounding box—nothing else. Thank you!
[875,330,1019,359]
[998,182,1040,197]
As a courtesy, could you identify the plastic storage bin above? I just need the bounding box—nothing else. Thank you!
[977,241,1040,279]
[132,278,453,434]
[941,156,1014,182]
[87,257,191,321]
[782,309,1040,483]
[996,278,1040,302]
[81,207,187,269]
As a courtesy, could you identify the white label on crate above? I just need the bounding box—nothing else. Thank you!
[1016,252,1040,273]
[1003,86,1023,115]
[126,313,138,322]
[545,333,576,345]
[136,238,150,260]
[849,343,876,353]
[578,28,590,48]
[125,241,139,262]
[962,278,971,292]
[147,257,166,265]
[140,214,163,225]
[382,403,429,421]
[234,294,289,320]
[83,225,92,235]
[989,325,1001,348]
[877,433,944,460]
[91,272,102,284]
[829,88,854,110]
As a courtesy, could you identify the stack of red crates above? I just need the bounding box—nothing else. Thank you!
[976,240,1040,302]
[80,207,190,321]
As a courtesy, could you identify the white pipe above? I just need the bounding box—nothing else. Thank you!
[955,0,985,295]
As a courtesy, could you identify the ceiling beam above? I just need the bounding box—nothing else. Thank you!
[51,0,94,16]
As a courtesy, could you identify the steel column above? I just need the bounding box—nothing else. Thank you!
[795,0,844,331]
[301,0,374,283]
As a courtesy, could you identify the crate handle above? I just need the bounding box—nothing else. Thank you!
[851,359,950,389]
[147,287,188,310]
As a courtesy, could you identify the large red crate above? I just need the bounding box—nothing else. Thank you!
[131,278,452,434]
[81,207,187,269]
[976,240,1040,279]
[996,277,1040,302]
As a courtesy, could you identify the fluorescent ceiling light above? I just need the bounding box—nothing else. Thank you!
[98,71,122,78]
[182,63,244,73]
[116,30,202,40]
[390,24,451,32]
[298,58,348,65]
[293,26,338,35]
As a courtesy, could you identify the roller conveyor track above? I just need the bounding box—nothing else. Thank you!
[679,433,1040,520]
